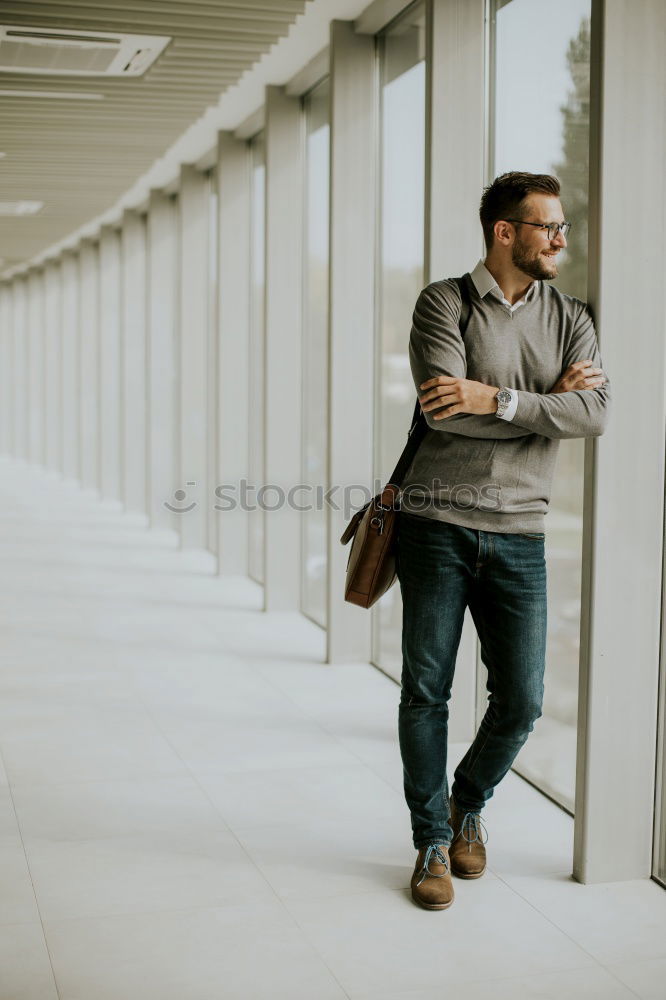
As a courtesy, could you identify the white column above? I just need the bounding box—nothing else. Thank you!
[425,0,485,282]
[61,252,80,483]
[177,165,210,551]
[263,85,304,611]
[78,240,100,493]
[98,226,122,502]
[146,190,178,533]
[206,180,218,559]
[12,279,29,462]
[326,21,376,662]
[44,261,62,475]
[425,0,486,280]
[27,270,45,467]
[574,0,666,883]
[215,133,251,575]
[121,210,148,516]
[426,0,487,741]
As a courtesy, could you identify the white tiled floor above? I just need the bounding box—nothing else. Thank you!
[1,459,665,1000]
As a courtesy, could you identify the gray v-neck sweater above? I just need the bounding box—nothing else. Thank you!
[400,275,611,533]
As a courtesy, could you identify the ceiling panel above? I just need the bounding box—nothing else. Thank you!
[0,0,310,270]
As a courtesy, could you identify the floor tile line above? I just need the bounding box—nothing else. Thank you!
[491,867,638,977]
[0,743,63,999]
[281,886,609,997]
[132,693,355,1000]
[249,664,408,803]
[601,963,647,1000]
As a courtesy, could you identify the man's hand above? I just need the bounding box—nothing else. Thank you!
[550,360,606,394]
[419,376,500,419]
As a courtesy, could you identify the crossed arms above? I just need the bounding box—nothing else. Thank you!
[408,282,611,441]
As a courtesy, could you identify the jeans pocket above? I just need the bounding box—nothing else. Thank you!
[523,532,545,540]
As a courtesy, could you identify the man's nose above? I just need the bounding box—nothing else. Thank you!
[552,228,567,248]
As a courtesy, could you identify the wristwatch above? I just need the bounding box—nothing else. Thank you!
[495,387,513,419]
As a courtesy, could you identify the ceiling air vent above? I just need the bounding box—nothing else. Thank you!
[0,25,171,76]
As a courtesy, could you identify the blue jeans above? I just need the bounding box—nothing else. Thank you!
[396,511,547,850]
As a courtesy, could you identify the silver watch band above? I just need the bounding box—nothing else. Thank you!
[495,386,513,418]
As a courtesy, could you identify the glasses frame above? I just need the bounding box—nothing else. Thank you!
[504,219,572,240]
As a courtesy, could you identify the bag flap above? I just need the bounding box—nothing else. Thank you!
[339,501,370,545]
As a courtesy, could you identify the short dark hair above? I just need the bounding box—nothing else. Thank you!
[479,171,561,250]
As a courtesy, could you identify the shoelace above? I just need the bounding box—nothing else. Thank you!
[458,811,489,853]
[416,844,450,886]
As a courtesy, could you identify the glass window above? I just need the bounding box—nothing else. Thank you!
[301,78,330,628]
[248,132,266,584]
[490,0,592,811]
[372,2,426,681]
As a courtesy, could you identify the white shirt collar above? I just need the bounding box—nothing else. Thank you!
[469,258,539,311]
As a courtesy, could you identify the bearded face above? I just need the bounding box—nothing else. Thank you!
[510,229,561,281]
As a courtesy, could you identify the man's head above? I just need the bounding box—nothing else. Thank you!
[479,171,569,281]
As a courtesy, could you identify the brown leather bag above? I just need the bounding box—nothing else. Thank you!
[340,274,472,609]
[340,482,401,608]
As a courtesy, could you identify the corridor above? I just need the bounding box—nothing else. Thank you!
[1,458,665,999]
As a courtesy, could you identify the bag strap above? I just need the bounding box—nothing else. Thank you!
[386,273,474,490]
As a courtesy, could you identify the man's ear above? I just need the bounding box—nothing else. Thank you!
[494,220,512,246]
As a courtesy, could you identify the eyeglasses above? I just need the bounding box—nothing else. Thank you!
[505,219,572,240]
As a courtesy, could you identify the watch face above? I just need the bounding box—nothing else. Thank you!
[497,389,512,405]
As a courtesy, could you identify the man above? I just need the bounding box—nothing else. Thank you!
[396,171,610,911]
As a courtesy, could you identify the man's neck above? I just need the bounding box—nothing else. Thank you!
[483,257,535,305]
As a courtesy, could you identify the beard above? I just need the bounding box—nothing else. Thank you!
[511,235,559,281]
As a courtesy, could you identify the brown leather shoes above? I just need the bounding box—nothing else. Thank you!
[449,798,488,879]
[410,844,455,909]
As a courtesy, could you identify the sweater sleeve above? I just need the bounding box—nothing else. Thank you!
[510,300,611,440]
[408,282,534,440]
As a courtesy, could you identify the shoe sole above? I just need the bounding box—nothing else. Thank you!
[411,891,455,910]
[451,866,485,879]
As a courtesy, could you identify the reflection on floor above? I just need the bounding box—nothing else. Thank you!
[1,458,664,1000]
